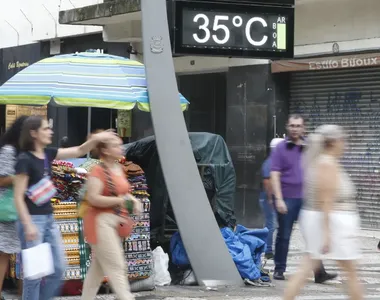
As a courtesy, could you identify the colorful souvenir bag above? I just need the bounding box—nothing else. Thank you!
[26,156,57,206]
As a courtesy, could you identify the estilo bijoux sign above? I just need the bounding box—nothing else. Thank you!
[271,52,380,73]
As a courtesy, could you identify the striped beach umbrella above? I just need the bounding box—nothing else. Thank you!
[0,51,189,111]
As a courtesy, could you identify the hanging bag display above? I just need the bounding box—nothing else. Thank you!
[0,188,18,221]
[77,184,89,218]
[26,156,57,206]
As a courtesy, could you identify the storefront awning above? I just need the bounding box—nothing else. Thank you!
[271,52,380,73]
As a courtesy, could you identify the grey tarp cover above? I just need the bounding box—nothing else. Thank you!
[123,132,237,234]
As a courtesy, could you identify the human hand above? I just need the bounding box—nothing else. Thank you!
[25,223,39,241]
[276,199,288,214]
[93,130,117,143]
[129,195,143,215]
[122,194,143,215]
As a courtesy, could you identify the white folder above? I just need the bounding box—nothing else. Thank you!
[21,243,55,280]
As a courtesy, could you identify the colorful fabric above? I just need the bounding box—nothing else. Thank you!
[119,158,153,280]
[0,52,189,111]
[8,157,153,284]
[26,176,57,206]
[78,158,153,281]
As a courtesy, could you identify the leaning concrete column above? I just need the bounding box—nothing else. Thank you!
[140,0,242,286]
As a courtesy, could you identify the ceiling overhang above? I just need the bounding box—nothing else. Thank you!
[59,0,141,26]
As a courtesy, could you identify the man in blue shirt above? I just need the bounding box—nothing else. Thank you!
[260,138,283,260]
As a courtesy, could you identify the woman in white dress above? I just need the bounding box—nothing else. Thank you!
[283,124,363,300]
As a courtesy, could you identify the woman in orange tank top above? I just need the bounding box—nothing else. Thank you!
[81,135,142,300]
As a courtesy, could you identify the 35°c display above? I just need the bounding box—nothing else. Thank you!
[173,1,294,58]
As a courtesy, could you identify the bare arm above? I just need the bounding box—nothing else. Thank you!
[56,138,100,160]
[86,176,125,208]
[13,174,33,226]
[0,146,17,187]
[0,176,13,187]
[270,171,283,201]
[317,161,339,236]
[263,178,273,203]
[56,131,117,160]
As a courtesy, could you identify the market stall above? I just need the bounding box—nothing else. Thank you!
[0,50,189,295]
[77,158,154,285]
[8,157,155,295]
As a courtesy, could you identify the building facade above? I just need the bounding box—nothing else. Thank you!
[271,0,380,229]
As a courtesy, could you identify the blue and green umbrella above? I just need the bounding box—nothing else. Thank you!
[0,51,189,111]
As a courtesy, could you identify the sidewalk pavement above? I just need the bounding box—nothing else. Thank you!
[4,226,380,300]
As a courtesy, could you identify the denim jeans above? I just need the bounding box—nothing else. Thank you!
[259,198,276,254]
[17,214,66,300]
[274,198,303,273]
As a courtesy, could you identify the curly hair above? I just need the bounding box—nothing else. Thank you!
[0,115,28,153]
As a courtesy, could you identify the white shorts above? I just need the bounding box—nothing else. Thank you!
[299,209,361,260]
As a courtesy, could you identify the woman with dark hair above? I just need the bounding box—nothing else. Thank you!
[0,116,28,300]
[13,116,116,300]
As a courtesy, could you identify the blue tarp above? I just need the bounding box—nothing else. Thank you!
[171,225,268,281]
[170,231,190,267]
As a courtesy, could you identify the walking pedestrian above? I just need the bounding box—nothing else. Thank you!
[260,137,283,260]
[0,116,28,300]
[283,124,363,300]
[270,114,336,283]
[81,134,142,300]
[13,116,117,300]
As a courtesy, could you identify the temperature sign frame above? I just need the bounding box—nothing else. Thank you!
[173,1,294,58]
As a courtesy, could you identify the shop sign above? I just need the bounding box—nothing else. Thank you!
[272,53,380,73]
[7,61,29,70]
[1,43,41,83]
[172,0,294,58]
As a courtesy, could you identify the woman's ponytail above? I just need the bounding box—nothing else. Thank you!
[302,132,324,170]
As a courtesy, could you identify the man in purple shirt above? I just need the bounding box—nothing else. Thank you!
[270,114,336,283]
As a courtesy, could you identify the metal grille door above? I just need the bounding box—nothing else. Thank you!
[289,67,380,229]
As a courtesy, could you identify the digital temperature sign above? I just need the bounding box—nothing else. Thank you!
[173,1,294,58]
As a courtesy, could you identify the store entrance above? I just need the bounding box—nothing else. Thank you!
[178,72,227,139]
[67,107,116,147]
[156,72,228,240]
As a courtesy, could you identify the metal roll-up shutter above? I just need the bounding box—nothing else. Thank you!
[289,66,380,229]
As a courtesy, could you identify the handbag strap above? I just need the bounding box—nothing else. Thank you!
[43,156,49,177]
[28,151,50,177]
[101,163,127,218]
[101,163,117,196]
